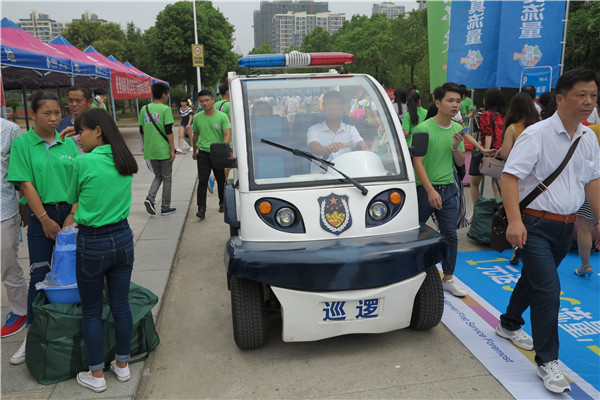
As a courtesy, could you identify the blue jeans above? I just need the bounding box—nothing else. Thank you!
[26,203,72,326]
[76,219,134,371]
[500,214,573,365]
[417,184,459,276]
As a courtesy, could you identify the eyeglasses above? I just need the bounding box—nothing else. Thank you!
[68,98,85,104]
[198,99,213,104]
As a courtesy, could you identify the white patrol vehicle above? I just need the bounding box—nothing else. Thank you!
[210,51,448,350]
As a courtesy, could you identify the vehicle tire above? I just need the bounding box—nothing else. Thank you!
[410,266,444,330]
[230,275,266,350]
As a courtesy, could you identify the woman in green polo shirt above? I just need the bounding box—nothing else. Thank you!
[7,91,79,365]
[66,109,138,393]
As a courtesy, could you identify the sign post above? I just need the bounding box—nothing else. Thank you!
[192,0,202,98]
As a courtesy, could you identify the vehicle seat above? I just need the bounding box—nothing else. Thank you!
[250,116,294,179]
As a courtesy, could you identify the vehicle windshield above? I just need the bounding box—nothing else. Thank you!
[242,74,408,189]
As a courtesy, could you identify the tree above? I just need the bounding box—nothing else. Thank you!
[332,14,393,85]
[387,9,429,89]
[63,21,126,56]
[144,1,237,90]
[248,43,274,55]
[300,27,332,53]
[564,1,600,70]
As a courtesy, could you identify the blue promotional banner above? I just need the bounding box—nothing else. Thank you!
[496,0,566,89]
[447,0,503,88]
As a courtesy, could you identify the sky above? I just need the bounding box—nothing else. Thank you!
[1,0,419,55]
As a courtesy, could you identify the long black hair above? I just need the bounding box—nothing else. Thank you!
[406,92,421,126]
[483,88,506,116]
[74,109,138,176]
[501,92,540,140]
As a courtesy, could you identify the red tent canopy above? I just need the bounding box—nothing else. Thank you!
[84,46,151,100]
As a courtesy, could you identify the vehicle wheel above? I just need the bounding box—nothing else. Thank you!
[230,275,266,349]
[410,266,444,330]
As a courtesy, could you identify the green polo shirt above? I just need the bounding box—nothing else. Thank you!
[402,106,428,142]
[411,118,465,186]
[7,128,79,205]
[213,99,230,117]
[139,103,174,160]
[67,145,132,227]
[192,110,231,152]
[460,96,474,116]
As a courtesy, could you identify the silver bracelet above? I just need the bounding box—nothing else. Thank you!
[36,211,47,219]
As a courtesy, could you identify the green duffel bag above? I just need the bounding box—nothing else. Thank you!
[467,176,502,244]
[26,282,160,385]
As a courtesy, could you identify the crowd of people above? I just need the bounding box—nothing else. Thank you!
[1,69,598,395]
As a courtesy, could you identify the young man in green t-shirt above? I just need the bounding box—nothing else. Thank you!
[139,82,176,216]
[91,88,108,111]
[192,89,232,220]
[459,84,474,124]
[412,82,467,298]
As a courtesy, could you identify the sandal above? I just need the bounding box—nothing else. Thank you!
[574,265,593,280]
[510,249,520,265]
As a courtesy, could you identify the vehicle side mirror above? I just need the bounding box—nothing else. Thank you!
[210,142,236,169]
[409,131,429,158]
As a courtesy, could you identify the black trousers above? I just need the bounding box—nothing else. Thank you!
[196,150,225,211]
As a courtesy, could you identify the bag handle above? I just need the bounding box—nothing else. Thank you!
[145,105,169,143]
[479,174,502,196]
[519,136,582,210]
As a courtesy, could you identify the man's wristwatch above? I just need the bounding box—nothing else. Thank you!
[451,146,460,152]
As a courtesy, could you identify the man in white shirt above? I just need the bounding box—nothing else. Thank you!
[0,118,28,338]
[497,69,600,394]
[307,91,368,173]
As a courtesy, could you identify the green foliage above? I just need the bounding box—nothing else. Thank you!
[387,9,428,89]
[144,1,237,90]
[565,1,600,70]
[5,97,21,121]
[300,27,332,53]
[333,14,392,84]
[63,21,126,57]
[248,43,274,55]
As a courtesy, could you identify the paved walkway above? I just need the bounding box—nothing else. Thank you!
[0,126,198,400]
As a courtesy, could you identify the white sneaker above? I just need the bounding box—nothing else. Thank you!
[175,148,183,153]
[110,360,131,382]
[442,279,467,297]
[77,370,107,393]
[537,360,571,393]
[495,323,533,350]
[10,337,26,365]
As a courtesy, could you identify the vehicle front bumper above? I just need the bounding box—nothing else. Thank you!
[224,224,448,291]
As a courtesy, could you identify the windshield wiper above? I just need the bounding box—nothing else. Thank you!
[260,139,368,196]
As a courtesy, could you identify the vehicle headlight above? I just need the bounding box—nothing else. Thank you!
[369,201,388,221]
[275,207,295,227]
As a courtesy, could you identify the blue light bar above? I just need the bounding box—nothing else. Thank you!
[238,54,286,69]
[238,51,355,70]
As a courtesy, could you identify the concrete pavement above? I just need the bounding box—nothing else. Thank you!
[1,126,198,400]
[1,125,498,399]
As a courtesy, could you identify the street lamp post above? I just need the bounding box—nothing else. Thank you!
[192,0,202,98]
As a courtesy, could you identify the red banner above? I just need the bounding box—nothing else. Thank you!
[1,76,5,106]
[110,69,151,100]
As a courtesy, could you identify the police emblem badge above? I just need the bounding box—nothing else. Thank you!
[318,193,352,235]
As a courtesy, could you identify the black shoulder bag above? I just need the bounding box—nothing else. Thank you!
[145,105,169,143]
[490,136,582,252]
